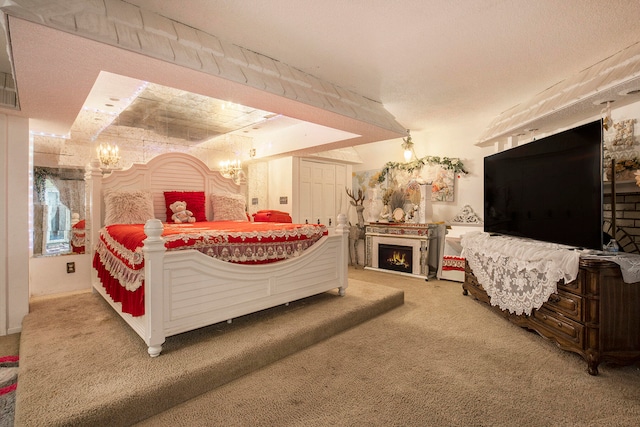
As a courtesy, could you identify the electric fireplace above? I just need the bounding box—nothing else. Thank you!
[367,234,426,277]
[378,243,413,274]
[364,223,442,279]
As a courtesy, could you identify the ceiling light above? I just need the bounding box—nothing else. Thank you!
[401,130,415,162]
[97,142,120,168]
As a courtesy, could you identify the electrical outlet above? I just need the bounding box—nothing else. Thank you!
[66,262,75,274]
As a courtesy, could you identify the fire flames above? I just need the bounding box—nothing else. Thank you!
[387,251,410,269]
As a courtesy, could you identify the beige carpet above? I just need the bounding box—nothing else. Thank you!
[138,268,640,427]
[15,274,403,426]
[0,334,19,358]
[14,268,640,426]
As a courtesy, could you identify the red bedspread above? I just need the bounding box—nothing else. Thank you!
[93,221,328,316]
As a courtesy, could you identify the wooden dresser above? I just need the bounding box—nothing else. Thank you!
[463,257,640,375]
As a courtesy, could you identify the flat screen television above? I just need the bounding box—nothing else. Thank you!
[484,120,603,250]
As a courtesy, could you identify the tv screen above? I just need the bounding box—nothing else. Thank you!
[484,120,603,250]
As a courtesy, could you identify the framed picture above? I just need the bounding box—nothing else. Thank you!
[430,167,455,202]
[352,169,383,190]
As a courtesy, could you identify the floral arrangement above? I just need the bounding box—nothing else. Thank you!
[382,187,394,205]
[376,156,468,184]
[389,190,406,211]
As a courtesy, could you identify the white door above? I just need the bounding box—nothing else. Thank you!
[297,159,346,227]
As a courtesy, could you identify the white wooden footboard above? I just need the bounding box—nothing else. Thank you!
[142,214,349,356]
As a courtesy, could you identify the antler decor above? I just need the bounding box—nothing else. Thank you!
[345,186,366,266]
[345,187,365,206]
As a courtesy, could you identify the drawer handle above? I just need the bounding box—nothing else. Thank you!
[548,294,561,303]
[541,314,562,328]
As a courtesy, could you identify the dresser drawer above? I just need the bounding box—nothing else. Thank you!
[530,307,584,348]
[542,290,582,322]
[558,270,583,295]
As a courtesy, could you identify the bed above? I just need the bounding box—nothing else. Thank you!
[86,152,349,357]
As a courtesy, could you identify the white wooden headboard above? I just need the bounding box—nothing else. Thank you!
[97,152,241,225]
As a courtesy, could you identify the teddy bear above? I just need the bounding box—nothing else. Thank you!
[169,200,196,223]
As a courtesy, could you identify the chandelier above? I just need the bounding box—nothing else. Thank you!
[219,159,242,180]
[97,142,120,167]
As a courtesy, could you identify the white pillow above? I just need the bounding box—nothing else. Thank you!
[104,190,154,226]
[210,193,248,221]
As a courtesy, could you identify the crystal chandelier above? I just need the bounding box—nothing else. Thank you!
[219,159,242,180]
[97,142,120,167]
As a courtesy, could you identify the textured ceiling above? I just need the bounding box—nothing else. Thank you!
[5,0,640,154]
[125,0,640,142]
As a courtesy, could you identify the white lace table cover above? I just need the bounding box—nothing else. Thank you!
[461,232,580,315]
[581,253,640,283]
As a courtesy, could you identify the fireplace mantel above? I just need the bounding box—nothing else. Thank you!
[364,223,443,279]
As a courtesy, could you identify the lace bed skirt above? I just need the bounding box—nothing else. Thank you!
[461,232,580,315]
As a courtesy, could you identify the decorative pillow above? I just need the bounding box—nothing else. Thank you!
[210,192,248,221]
[104,190,154,226]
[164,191,206,222]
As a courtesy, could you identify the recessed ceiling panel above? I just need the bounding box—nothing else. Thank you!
[87,73,278,144]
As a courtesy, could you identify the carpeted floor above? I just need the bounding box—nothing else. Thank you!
[137,268,640,427]
[15,273,403,426]
[10,267,640,426]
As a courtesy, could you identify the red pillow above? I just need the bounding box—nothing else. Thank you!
[164,191,206,222]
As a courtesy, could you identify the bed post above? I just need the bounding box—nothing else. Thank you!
[84,159,103,261]
[336,213,349,296]
[143,219,166,357]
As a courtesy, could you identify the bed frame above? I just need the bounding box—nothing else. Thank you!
[86,152,349,357]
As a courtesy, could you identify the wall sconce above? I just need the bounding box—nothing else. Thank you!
[97,142,120,167]
[402,130,415,162]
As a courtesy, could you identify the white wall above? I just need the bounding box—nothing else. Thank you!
[0,114,30,335]
[268,157,293,213]
[353,121,490,223]
[29,253,92,297]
